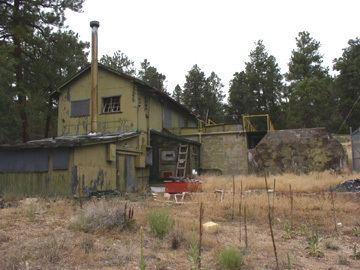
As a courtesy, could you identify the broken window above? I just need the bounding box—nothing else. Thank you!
[102,96,121,113]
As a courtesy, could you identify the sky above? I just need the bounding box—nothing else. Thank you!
[66,0,360,97]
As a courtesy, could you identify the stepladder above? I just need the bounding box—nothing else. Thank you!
[175,144,189,178]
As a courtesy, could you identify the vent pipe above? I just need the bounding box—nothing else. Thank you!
[90,20,99,134]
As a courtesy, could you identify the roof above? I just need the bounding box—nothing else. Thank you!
[150,129,201,146]
[54,63,198,121]
[0,131,139,150]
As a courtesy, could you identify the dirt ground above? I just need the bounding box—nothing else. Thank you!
[0,173,360,270]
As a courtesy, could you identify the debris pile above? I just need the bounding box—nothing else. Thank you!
[334,179,360,192]
[249,128,348,175]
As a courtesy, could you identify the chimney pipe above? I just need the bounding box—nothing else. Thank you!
[90,20,99,134]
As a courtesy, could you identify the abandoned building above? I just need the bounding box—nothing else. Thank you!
[0,21,348,197]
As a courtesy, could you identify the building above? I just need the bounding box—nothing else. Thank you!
[0,21,250,197]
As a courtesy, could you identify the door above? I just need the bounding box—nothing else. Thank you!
[116,154,136,193]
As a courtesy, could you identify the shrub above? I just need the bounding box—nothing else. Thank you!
[218,247,243,270]
[325,239,339,250]
[147,209,174,239]
[81,234,94,254]
[70,202,134,232]
[306,232,324,258]
[352,225,360,237]
[188,236,200,270]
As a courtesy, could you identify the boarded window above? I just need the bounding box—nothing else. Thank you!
[71,99,90,117]
[53,148,70,170]
[103,96,121,113]
[163,106,172,128]
[0,149,49,172]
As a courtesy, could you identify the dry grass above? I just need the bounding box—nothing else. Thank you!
[202,171,360,193]
[0,173,359,269]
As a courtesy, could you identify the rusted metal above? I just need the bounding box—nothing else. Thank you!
[90,20,99,133]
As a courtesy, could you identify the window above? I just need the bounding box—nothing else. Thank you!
[71,99,90,117]
[103,96,121,113]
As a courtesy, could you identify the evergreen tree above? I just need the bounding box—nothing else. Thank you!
[100,50,136,76]
[138,59,167,93]
[285,32,335,129]
[286,31,328,82]
[172,84,183,103]
[182,65,224,120]
[228,41,284,127]
[333,38,360,132]
[0,0,85,141]
[228,71,256,115]
[28,30,89,138]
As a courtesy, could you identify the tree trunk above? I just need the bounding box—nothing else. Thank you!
[13,0,28,142]
[44,96,53,138]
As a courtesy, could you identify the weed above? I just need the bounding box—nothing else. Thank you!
[41,235,66,263]
[170,229,184,250]
[25,203,37,222]
[283,221,295,240]
[325,239,339,250]
[287,253,292,270]
[338,255,350,266]
[298,224,310,237]
[81,234,94,254]
[352,225,360,237]
[70,202,135,232]
[147,208,174,239]
[139,227,146,270]
[0,230,10,243]
[188,236,200,270]
[351,244,360,260]
[306,232,324,258]
[218,246,243,270]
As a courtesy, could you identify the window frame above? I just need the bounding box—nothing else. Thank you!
[102,95,122,114]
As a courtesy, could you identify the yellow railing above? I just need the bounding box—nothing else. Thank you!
[242,114,274,132]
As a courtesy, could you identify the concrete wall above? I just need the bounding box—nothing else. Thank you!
[184,132,248,175]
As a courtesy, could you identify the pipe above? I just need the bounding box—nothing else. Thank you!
[90,20,99,134]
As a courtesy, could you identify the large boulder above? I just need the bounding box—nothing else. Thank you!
[248,128,348,174]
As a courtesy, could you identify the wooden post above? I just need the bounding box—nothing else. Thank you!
[239,180,243,244]
[244,203,248,249]
[232,175,235,220]
[330,189,338,234]
[198,202,204,270]
[289,184,293,230]
[272,178,276,217]
[265,174,279,270]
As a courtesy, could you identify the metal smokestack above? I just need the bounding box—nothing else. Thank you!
[90,20,99,134]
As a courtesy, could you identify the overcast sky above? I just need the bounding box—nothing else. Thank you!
[66,0,360,97]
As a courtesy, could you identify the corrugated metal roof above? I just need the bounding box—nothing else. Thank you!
[0,131,139,149]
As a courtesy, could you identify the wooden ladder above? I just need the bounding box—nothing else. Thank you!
[175,144,189,178]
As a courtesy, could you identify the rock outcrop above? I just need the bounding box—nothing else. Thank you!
[248,128,348,174]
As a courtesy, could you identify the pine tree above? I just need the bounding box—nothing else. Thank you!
[285,32,335,129]
[172,84,183,103]
[0,0,85,141]
[138,59,167,93]
[100,50,136,76]
[228,41,284,127]
[333,38,360,132]
[182,65,224,120]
